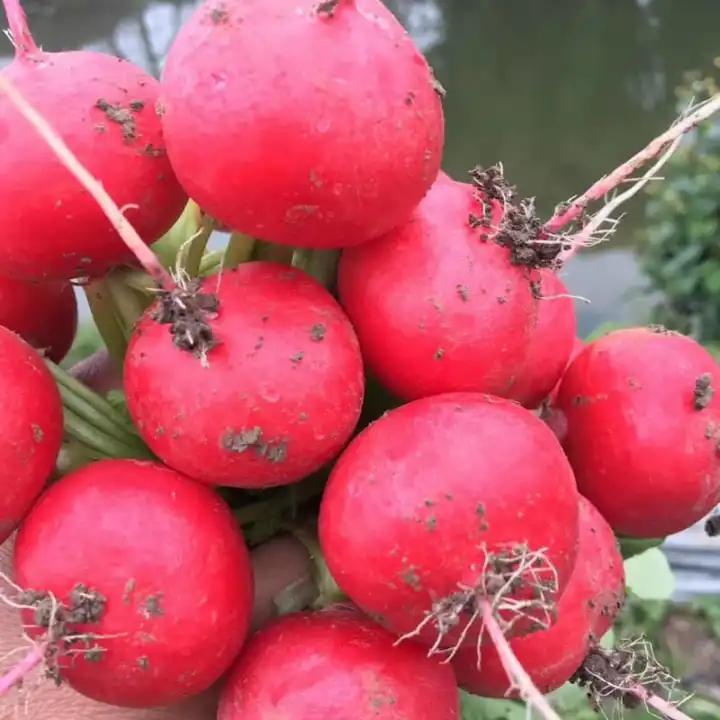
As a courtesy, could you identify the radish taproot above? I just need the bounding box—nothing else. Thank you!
[338,172,542,402]
[0,326,63,544]
[124,263,365,488]
[0,275,77,362]
[218,607,460,720]
[0,0,186,281]
[13,459,254,708]
[319,392,579,652]
[453,496,625,698]
[558,327,720,538]
[160,0,444,249]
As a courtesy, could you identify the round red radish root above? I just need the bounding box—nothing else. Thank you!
[338,173,538,402]
[124,262,365,488]
[14,459,254,708]
[0,326,63,544]
[0,3,186,281]
[218,607,459,720]
[453,496,625,698]
[0,275,77,362]
[160,0,444,249]
[319,392,579,651]
[558,327,720,538]
[510,269,576,408]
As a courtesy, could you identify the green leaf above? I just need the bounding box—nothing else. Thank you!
[618,535,665,560]
[460,692,525,720]
[624,547,675,600]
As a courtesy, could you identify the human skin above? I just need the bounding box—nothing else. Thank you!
[0,534,313,719]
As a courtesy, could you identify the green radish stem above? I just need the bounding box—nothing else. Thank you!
[84,280,129,365]
[223,233,257,269]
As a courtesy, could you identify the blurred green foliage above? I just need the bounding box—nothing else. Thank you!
[640,62,720,344]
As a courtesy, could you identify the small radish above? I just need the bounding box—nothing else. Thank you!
[338,172,541,402]
[319,392,579,652]
[218,607,460,720]
[510,270,576,408]
[453,496,625,698]
[557,327,720,538]
[0,326,62,544]
[13,459,254,708]
[160,0,444,249]
[0,0,186,280]
[124,263,365,488]
[0,275,77,362]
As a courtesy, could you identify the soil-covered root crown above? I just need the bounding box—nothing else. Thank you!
[469,165,567,270]
[152,279,219,361]
[397,544,560,661]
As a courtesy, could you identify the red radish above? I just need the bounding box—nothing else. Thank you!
[0,0,186,281]
[13,459,254,708]
[319,392,579,651]
[558,327,720,538]
[0,326,62,544]
[338,173,540,402]
[453,496,625,698]
[0,275,77,362]
[124,262,365,488]
[542,336,585,442]
[509,270,576,408]
[218,607,460,720]
[160,0,444,249]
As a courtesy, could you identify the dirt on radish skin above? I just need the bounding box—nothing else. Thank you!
[510,269,577,409]
[0,327,63,544]
[558,327,720,538]
[124,262,365,488]
[0,2,186,281]
[338,173,541,402]
[160,0,444,250]
[218,607,459,720]
[319,392,580,651]
[0,275,78,363]
[453,496,625,698]
[13,459,254,708]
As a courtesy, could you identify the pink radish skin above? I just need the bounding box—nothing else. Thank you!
[124,263,365,488]
[14,459,254,708]
[338,173,540,402]
[558,327,720,538]
[453,496,625,698]
[319,392,579,651]
[510,270,576,408]
[0,0,186,281]
[0,326,63,543]
[0,275,77,362]
[160,0,444,249]
[218,607,460,720]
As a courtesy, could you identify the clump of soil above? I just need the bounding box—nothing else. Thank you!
[152,280,219,360]
[222,426,289,464]
[694,373,714,410]
[469,164,566,269]
[95,99,143,142]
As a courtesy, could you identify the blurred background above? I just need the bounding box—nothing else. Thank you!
[2,2,719,716]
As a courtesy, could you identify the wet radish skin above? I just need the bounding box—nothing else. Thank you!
[0,327,63,543]
[453,496,625,697]
[558,327,720,538]
[124,263,365,488]
[14,460,254,708]
[338,174,538,402]
[0,275,78,362]
[319,392,580,650]
[160,0,444,249]
[218,607,459,720]
[0,50,186,280]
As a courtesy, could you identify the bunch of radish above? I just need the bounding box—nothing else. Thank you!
[1,0,720,718]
